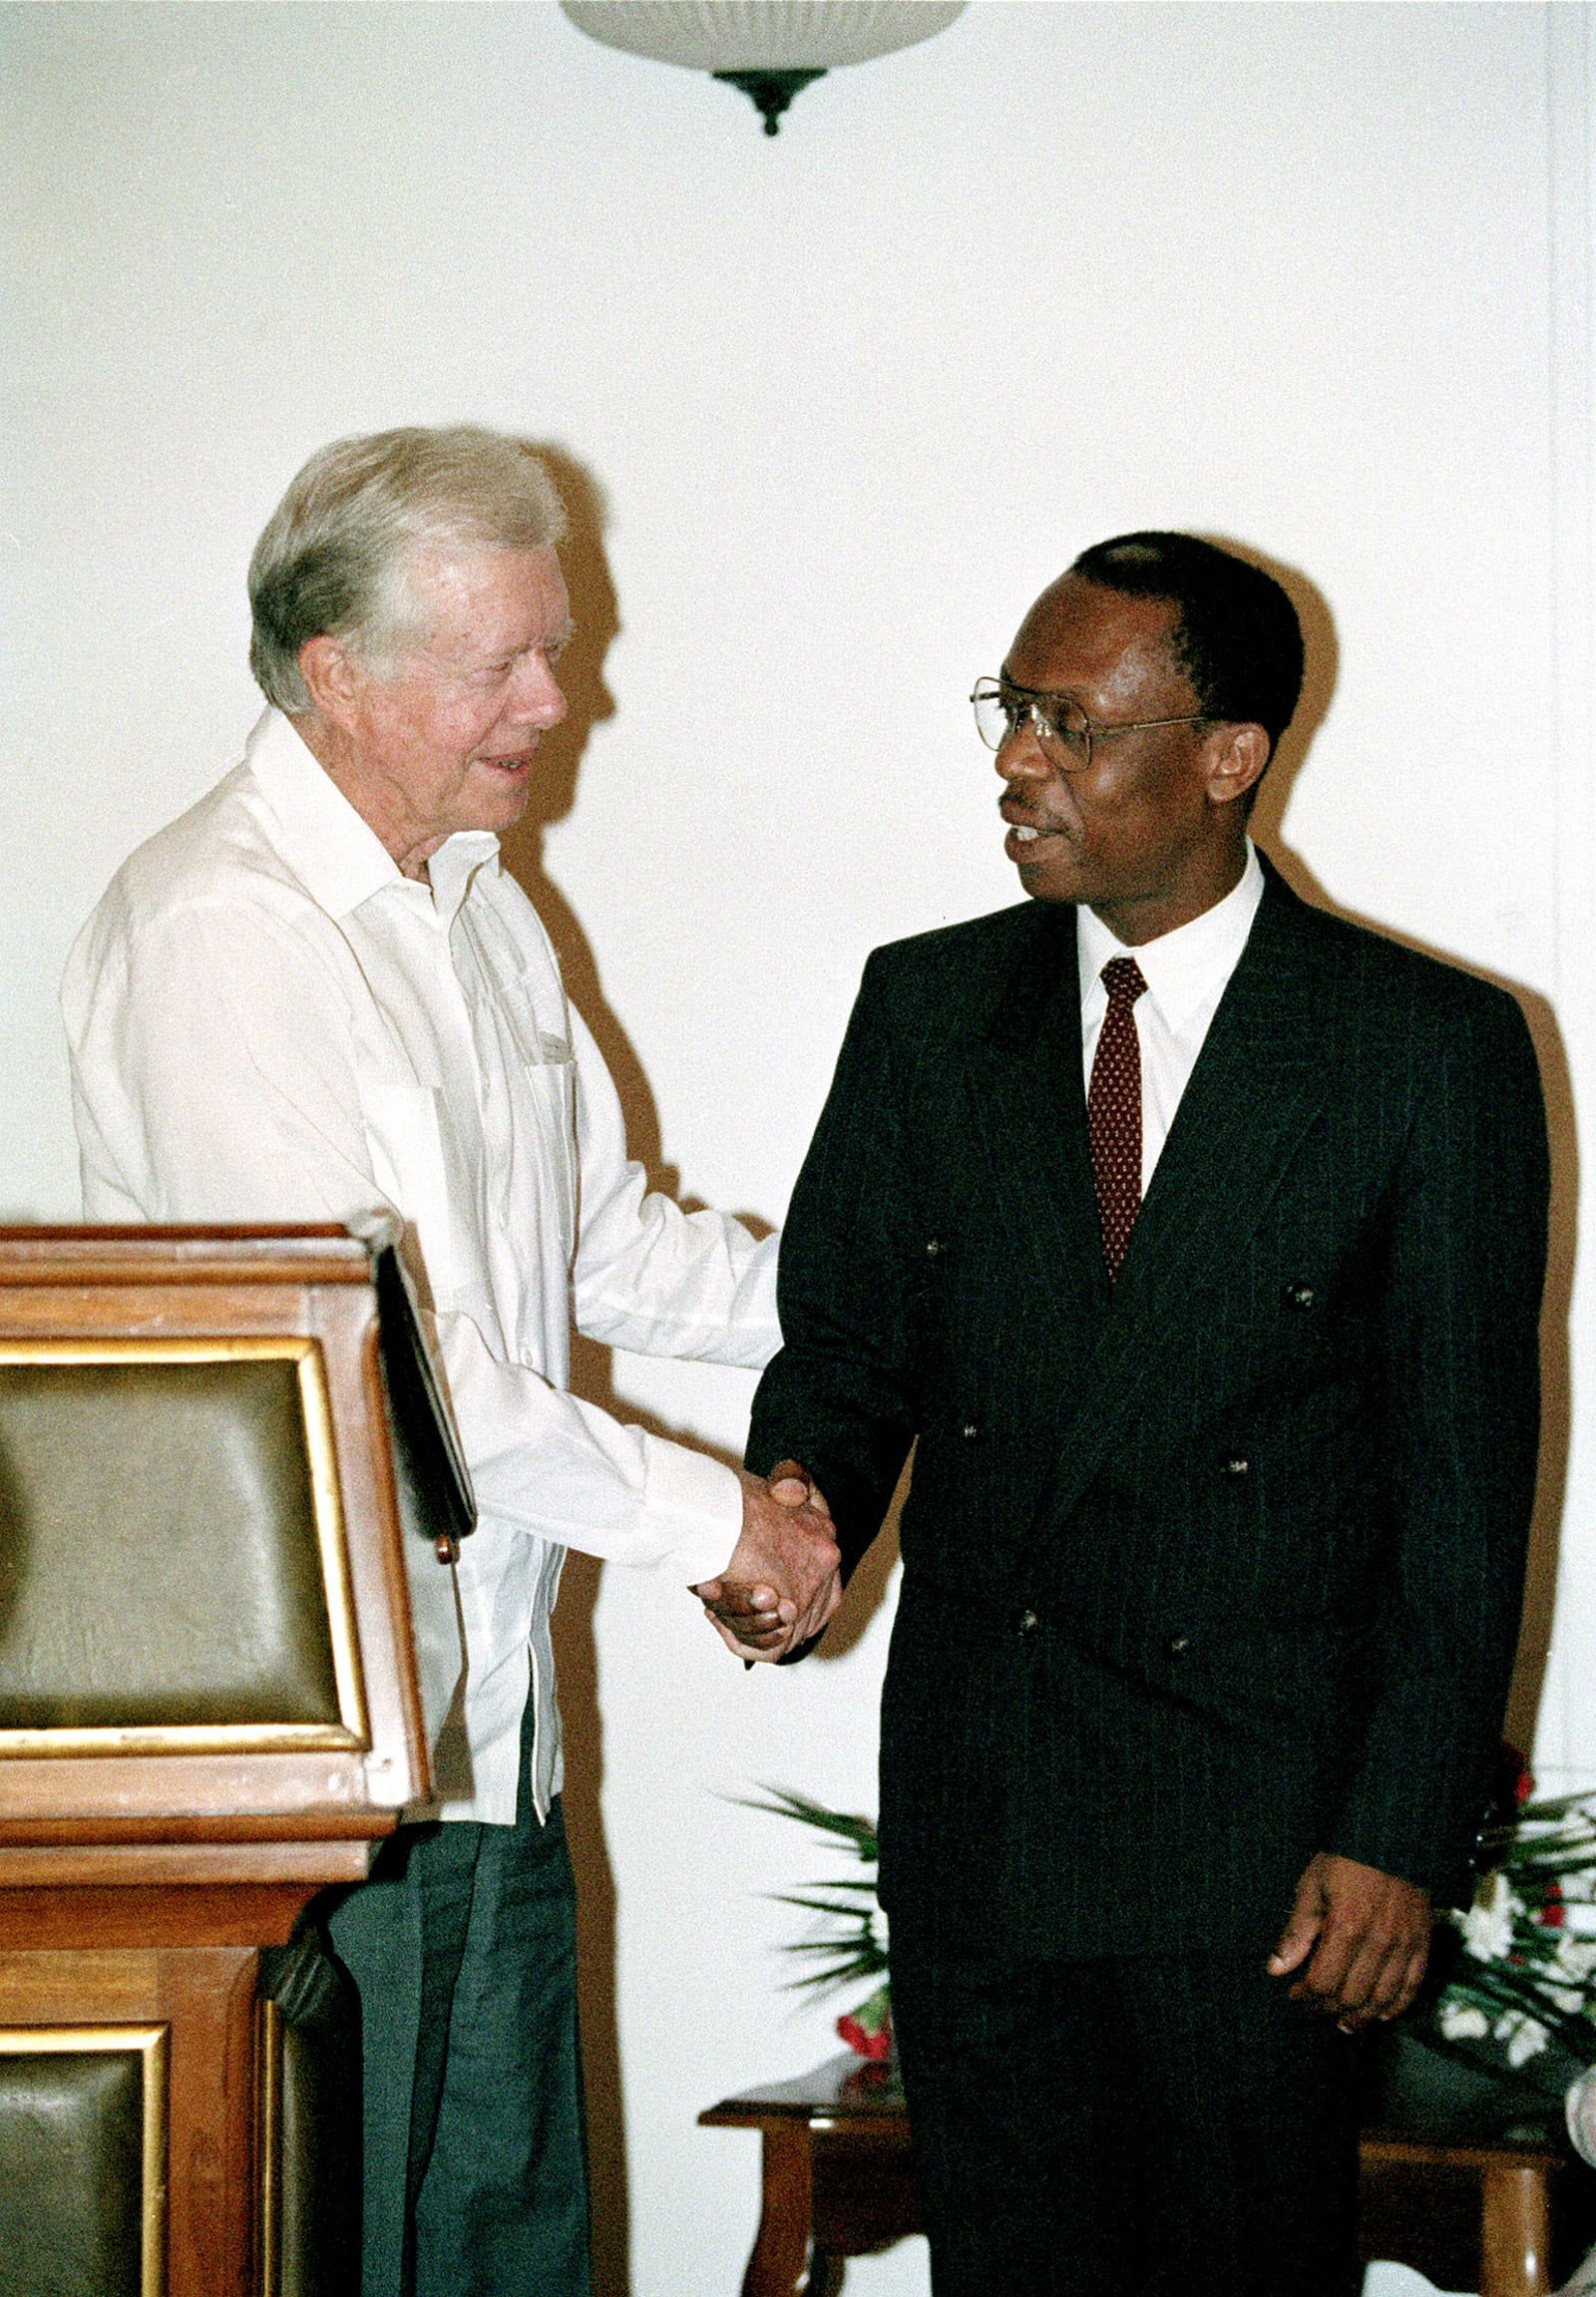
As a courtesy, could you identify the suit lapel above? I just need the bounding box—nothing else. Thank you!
[1114,871,1331,1306]
[960,905,1110,1350]
[1025,868,1337,1537]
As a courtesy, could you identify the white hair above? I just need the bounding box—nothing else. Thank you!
[247,426,569,713]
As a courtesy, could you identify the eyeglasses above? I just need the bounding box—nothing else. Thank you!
[971,678,1209,774]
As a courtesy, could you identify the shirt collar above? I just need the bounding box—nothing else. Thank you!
[1076,841,1265,1036]
[244,709,500,925]
[427,828,502,924]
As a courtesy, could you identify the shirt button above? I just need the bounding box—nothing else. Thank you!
[962,1421,982,1441]
[1164,1633,1192,1660]
[1221,1457,1250,1477]
[925,1238,944,1260]
[1283,1282,1318,1311]
[1016,1609,1040,1637]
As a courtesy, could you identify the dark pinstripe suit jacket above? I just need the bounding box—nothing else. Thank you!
[748,864,1550,1959]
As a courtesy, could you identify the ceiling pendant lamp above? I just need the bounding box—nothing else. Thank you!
[560,2,967,136]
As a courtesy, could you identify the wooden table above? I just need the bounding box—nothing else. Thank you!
[701,2057,917,2297]
[701,2055,1587,2297]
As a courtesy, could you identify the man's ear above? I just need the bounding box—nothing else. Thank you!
[297,632,364,725]
[1201,721,1270,809]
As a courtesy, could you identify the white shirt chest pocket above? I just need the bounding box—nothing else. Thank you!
[360,1081,459,1289]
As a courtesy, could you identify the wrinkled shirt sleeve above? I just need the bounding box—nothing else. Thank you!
[569,1003,781,1369]
[63,889,752,1591]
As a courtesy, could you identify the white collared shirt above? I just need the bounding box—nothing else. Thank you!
[62,709,780,1825]
[1076,843,1266,1194]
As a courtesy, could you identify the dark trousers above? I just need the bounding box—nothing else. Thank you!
[888,1932,1362,2297]
[321,1695,591,2297]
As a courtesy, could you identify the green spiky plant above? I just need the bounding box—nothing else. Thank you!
[738,1788,893,2059]
[742,1755,1596,2091]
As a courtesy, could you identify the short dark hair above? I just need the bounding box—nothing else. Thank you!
[1069,531,1305,757]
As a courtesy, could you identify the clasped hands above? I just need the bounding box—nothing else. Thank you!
[691,1460,841,1663]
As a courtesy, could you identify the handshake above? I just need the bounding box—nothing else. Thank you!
[690,1460,842,1664]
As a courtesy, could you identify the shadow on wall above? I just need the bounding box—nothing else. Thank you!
[498,447,908,2294]
[499,447,775,2297]
[500,448,653,1181]
[1233,539,1573,1761]
[498,447,633,2297]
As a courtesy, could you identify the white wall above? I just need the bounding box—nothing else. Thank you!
[3,6,1592,2293]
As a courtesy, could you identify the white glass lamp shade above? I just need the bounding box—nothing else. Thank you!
[559,3,966,75]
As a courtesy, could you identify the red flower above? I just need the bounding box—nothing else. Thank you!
[1503,1741,1535,1808]
[837,2013,893,2061]
[837,1986,894,2061]
[1536,1881,1567,1929]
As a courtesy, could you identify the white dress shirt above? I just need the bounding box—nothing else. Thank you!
[62,709,780,1825]
[1076,844,1266,1193]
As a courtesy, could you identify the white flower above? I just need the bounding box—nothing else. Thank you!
[1438,2002,1490,2041]
[1462,1873,1515,1961]
[1547,1986,1587,2015]
[1507,2017,1550,2067]
[1557,1938,1596,1979]
[1489,2007,1552,2063]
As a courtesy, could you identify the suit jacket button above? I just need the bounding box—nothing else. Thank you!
[926,1238,944,1260]
[962,1421,982,1441]
[1284,1281,1318,1311]
[1221,1456,1249,1477]
[1164,1633,1191,1659]
[1016,1608,1040,1637]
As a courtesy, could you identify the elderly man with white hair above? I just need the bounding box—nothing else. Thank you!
[62,426,839,2297]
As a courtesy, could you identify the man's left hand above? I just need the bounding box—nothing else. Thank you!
[1267,1852,1432,2031]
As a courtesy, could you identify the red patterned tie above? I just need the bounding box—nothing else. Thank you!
[1088,956,1148,1280]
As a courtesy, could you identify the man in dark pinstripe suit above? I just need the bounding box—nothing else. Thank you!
[732,536,1550,2294]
